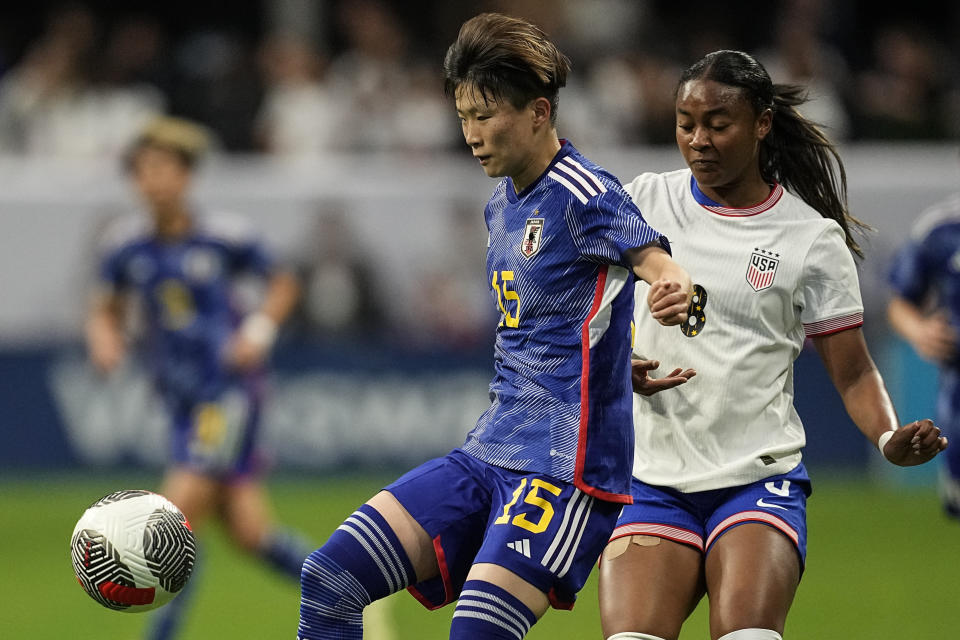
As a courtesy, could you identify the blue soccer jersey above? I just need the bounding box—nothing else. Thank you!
[460,141,668,503]
[98,212,275,402]
[888,195,960,326]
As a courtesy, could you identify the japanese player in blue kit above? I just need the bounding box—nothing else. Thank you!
[295,12,693,640]
[86,116,314,640]
[888,187,960,518]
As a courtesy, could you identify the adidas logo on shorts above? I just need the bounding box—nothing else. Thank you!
[506,539,531,558]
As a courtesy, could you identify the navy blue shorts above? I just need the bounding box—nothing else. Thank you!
[167,386,263,478]
[612,464,812,564]
[385,448,621,610]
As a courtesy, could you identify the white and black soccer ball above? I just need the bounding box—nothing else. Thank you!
[70,490,197,612]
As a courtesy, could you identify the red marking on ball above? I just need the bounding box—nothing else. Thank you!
[98,581,156,605]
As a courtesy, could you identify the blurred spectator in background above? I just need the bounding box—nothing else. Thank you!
[0,4,163,156]
[167,27,262,151]
[414,199,495,352]
[293,206,386,342]
[852,23,953,140]
[253,30,346,155]
[326,0,454,152]
[758,0,852,140]
[0,1,956,155]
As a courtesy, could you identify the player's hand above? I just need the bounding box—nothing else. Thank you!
[647,278,692,327]
[225,332,269,371]
[631,358,696,396]
[881,419,948,466]
[908,311,957,364]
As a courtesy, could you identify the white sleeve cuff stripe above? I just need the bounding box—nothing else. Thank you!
[803,312,863,336]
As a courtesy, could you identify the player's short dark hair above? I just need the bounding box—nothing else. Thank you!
[124,116,210,173]
[443,12,570,125]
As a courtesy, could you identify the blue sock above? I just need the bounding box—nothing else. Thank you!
[297,504,415,640]
[143,551,201,640]
[450,580,539,640]
[259,527,315,581]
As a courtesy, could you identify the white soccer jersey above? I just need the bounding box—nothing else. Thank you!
[626,169,863,492]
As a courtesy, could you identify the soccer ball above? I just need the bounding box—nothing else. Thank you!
[70,490,197,612]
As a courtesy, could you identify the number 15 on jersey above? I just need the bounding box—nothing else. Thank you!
[492,270,520,328]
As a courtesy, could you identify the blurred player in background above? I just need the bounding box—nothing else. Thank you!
[597,50,948,640]
[296,13,692,640]
[85,116,314,640]
[887,178,960,522]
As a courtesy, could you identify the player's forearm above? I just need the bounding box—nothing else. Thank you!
[814,328,899,444]
[260,270,300,325]
[838,367,901,445]
[236,270,300,355]
[887,296,925,344]
[628,245,687,287]
[85,309,119,346]
[85,295,125,347]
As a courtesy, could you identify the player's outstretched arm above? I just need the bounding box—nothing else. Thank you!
[227,269,301,370]
[85,290,127,375]
[888,296,958,365]
[812,326,948,466]
[626,244,692,326]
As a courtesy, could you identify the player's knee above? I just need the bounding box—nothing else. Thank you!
[717,629,783,640]
[449,580,539,639]
[300,546,369,613]
[300,504,415,609]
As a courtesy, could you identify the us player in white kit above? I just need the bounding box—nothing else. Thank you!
[597,50,948,640]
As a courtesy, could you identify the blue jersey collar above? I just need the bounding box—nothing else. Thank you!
[506,139,576,203]
[690,174,722,206]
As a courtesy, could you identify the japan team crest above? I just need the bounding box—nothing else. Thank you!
[746,248,779,292]
[521,217,544,258]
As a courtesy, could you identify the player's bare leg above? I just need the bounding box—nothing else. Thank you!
[221,479,273,551]
[704,523,799,639]
[159,467,218,528]
[143,468,216,640]
[446,562,544,638]
[221,479,315,580]
[366,490,440,582]
[467,563,550,617]
[598,535,704,640]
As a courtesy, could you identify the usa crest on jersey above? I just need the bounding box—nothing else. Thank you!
[521,218,544,258]
[746,248,779,292]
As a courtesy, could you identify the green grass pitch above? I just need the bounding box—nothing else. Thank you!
[3,469,957,639]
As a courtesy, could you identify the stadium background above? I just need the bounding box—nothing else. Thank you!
[1,1,959,638]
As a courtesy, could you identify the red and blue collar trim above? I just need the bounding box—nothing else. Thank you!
[690,175,783,217]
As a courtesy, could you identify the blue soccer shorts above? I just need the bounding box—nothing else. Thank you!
[385,448,622,610]
[611,464,812,565]
[167,385,264,479]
